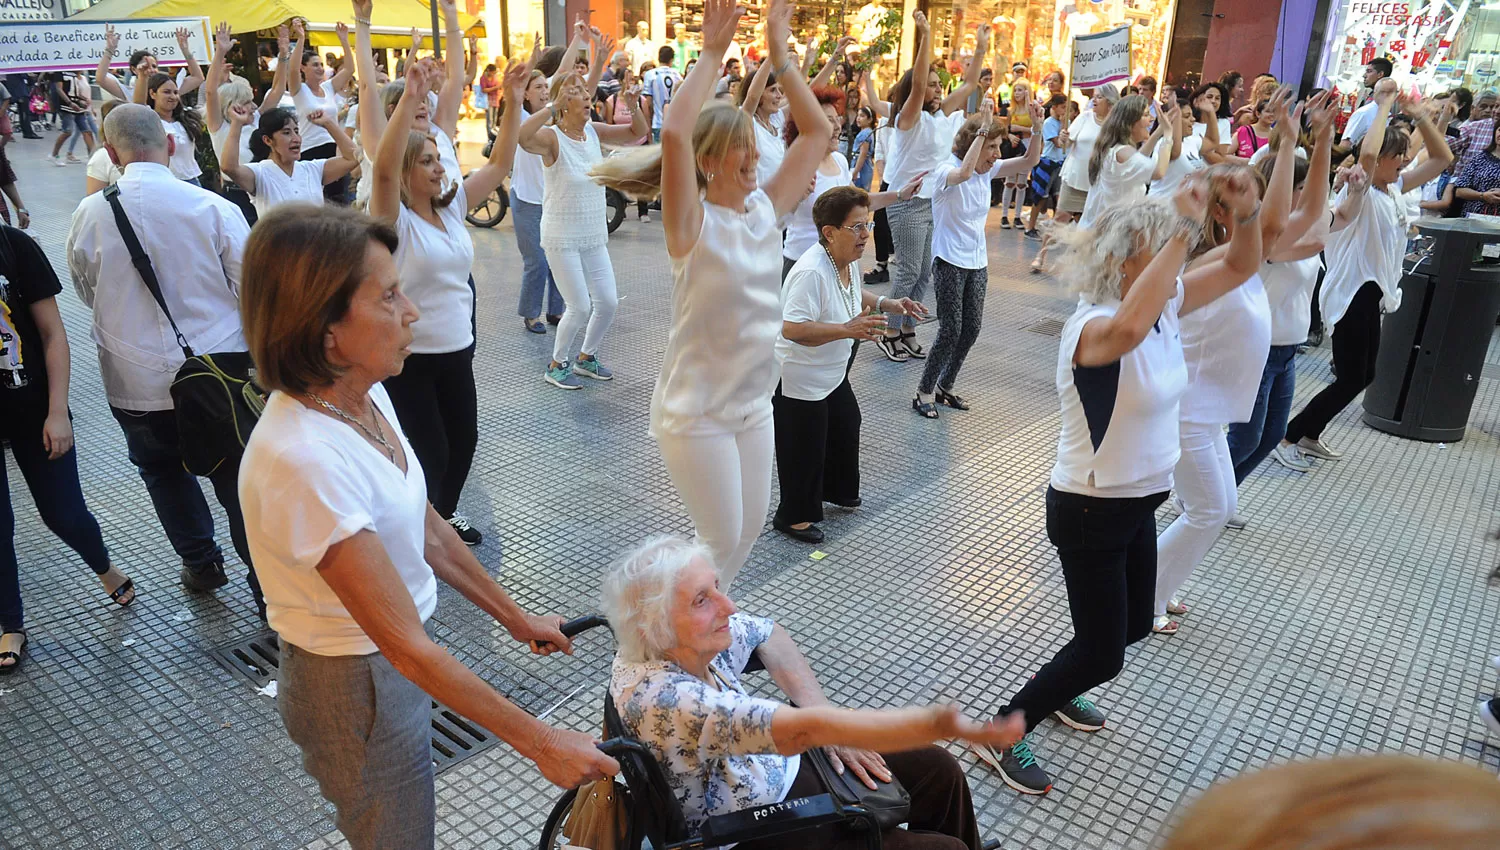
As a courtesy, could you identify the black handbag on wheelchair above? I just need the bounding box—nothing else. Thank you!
[803,746,912,830]
[103,185,267,476]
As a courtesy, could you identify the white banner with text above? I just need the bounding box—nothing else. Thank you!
[0,17,210,75]
[1071,25,1132,90]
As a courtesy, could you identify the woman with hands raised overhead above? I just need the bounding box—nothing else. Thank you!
[288,18,356,201]
[220,105,360,217]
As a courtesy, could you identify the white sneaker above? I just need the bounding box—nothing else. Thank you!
[1270,442,1313,472]
[1225,512,1248,530]
[66,153,82,164]
[1296,437,1344,460]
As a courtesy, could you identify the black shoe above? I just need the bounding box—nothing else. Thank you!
[447,514,482,545]
[773,517,824,543]
[1480,697,1500,737]
[22,133,42,140]
[897,332,927,359]
[863,266,889,285]
[546,313,562,326]
[974,735,1052,795]
[1024,228,1041,240]
[935,387,969,410]
[1306,327,1324,347]
[874,335,909,362]
[181,561,229,592]
[826,496,862,509]
[1053,695,1106,731]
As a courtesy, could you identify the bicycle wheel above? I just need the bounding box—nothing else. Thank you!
[537,787,578,850]
[605,188,627,234]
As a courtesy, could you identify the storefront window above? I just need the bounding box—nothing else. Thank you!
[1320,0,1500,95]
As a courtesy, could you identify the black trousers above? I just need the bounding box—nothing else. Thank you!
[736,746,979,850]
[1002,486,1166,732]
[1285,280,1381,443]
[874,180,894,263]
[772,378,861,526]
[919,258,987,395]
[301,141,351,205]
[382,345,478,519]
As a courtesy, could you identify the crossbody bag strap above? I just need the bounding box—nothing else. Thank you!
[102,184,194,359]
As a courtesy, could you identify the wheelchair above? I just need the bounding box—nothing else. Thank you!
[539,615,1003,850]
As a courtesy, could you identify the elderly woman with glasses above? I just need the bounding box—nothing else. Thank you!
[603,534,1023,849]
[773,186,926,543]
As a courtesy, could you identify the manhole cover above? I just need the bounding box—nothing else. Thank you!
[1023,317,1065,337]
[213,635,500,774]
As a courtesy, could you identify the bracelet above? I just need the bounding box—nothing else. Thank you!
[1171,215,1202,244]
[1235,202,1262,226]
[876,295,887,312]
[354,17,372,25]
[772,58,796,78]
[16,207,26,215]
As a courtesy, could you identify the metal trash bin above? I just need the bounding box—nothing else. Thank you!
[1362,218,1500,442]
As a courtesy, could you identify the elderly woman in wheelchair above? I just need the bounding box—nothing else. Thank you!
[597,535,1023,849]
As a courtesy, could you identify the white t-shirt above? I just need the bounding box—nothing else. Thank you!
[1079,145,1156,228]
[930,154,1001,270]
[395,184,475,354]
[294,83,343,150]
[753,116,786,189]
[1322,175,1407,328]
[212,122,256,173]
[776,246,860,401]
[86,147,121,187]
[1191,118,1234,150]
[1149,135,1204,197]
[245,159,327,216]
[1051,282,1188,498]
[434,125,463,187]
[1059,112,1103,191]
[1343,101,1378,146]
[1263,255,1322,346]
[162,119,203,181]
[885,109,966,200]
[652,189,785,437]
[511,108,546,204]
[1177,273,1272,424]
[642,66,683,131]
[782,153,851,260]
[238,385,438,657]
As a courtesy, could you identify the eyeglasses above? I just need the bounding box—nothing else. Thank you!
[841,222,874,234]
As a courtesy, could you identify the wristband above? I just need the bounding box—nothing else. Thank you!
[354,17,372,26]
[1235,202,1262,226]
[876,295,887,312]
[772,58,796,78]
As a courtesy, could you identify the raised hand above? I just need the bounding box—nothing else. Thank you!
[291,18,306,42]
[766,0,793,64]
[1344,163,1371,196]
[573,15,588,43]
[214,21,232,55]
[1372,77,1399,106]
[228,101,256,125]
[104,24,120,56]
[335,21,351,45]
[529,32,543,66]
[832,35,855,57]
[1216,167,1260,219]
[409,26,421,50]
[598,33,618,63]
[1028,97,1045,128]
[352,0,373,19]
[699,0,744,56]
[502,57,530,95]
[1305,90,1336,136]
[975,22,991,53]
[1396,92,1435,123]
[1173,172,1210,224]
[175,26,192,55]
[912,9,929,38]
[308,108,336,127]
[439,0,458,19]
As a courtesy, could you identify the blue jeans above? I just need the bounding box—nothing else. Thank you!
[511,190,562,319]
[1227,345,1299,483]
[0,433,112,632]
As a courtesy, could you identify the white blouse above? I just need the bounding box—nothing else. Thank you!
[1321,175,1408,329]
[776,245,860,401]
[1058,112,1103,191]
[394,184,475,354]
[1079,145,1157,229]
[244,159,327,217]
[540,122,607,251]
[1177,274,1272,425]
[782,153,851,260]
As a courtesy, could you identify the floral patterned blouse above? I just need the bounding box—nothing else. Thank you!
[1455,150,1500,217]
[609,613,800,837]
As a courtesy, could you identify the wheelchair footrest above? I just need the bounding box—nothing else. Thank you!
[699,793,851,845]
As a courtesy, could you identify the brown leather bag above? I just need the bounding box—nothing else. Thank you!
[561,776,628,850]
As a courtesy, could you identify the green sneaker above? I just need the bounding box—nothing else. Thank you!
[544,362,582,390]
[572,357,614,381]
[1054,695,1106,731]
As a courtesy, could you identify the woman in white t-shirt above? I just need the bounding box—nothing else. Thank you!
[518,35,647,390]
[591,0,831,587]
[773,187,925,542]
[367,59,527,548]
[1032,83,1119,272]
[978,178,1262,797]
[289,20,355,202]
[143,73,204,184]
[736,57,789,188]
[220,106,360,218]
[1189,81,1234,159]
[511,69,565,332]
[205,21,293,221]
[915,102,1041,419]
[1079,95,1177,229]
[237,204,616,850]
[1148,94,1215,197]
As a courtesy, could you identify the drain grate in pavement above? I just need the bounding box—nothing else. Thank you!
[1023,317,1065,337]
[212,635,500,774]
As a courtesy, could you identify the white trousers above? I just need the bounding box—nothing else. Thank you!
[1154,421,1237,617]
[656,412,775,589]
[547,243,619,363]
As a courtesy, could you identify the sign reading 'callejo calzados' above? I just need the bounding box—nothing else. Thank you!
[1071,24,1133,89]
[0,0,63,23]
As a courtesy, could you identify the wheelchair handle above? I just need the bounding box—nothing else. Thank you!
[561,614,610,638]
[595,737,650,757]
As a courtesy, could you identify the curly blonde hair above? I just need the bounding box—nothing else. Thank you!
[1058,197,1189,303]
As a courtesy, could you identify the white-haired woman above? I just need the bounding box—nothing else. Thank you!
[976,175,1262,797]
[592,0,830,588]
[603,534,1023,849]
[367,58,527,547]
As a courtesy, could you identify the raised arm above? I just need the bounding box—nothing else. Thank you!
[175,27,206,97]
[1182,169,1263,315]
[517,105,557,163]
[662,0,740,258]
[1398,93,1456,189]
[463,60,530,206]
[585,30,614,97]
[1199,101,1226,165]
[1255,90,1301,256]
[739,56,771,116]
[329,23,356,93]
[205,21,233,133]
[287,19,307,96]
[896,11,930,131]
[763,0,835,217]
[260,24,294,113]
[353,2,388,154]
[370,60,437,224]
[219,104,259,193]
[863,71,889,119]
[1147,99,1179,181]
[991,100,1046,179]
[95,25,128,102]
[557,16,589,82]
[810,36,854,89]
[1358,80,1396,176]
[1330,164,1371,232]
[1271,91,1336,260]
[594,80,648,146]
[939,24,989,116]
[945,102,993,186]
[432,0,466,138]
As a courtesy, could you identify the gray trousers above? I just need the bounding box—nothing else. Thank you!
[886,197,934,333]
[278,642,435,850]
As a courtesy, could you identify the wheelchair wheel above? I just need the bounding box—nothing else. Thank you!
[537,787,578,850]
[605,187,627,234]
[464,174,508,228]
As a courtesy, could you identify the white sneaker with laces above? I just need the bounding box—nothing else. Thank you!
[1270,442,1313,472]
[1296,437,1344,460]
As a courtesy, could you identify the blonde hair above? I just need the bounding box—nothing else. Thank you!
[1010,79,1031,106]
[1191,162,1260,258]
[217,79,255,124]
[1059,197,1187,303]
[1161,755,1500,850]
[590,101,755,200]
[400,131,458,209]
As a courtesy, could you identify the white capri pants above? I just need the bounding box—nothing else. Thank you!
[656,411,775,588]
[1154,420,1237,617]
[547,243,619,363]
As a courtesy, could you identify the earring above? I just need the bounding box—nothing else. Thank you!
[707,172,716,182]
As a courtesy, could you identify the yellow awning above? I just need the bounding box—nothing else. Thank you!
[72,0,481,50]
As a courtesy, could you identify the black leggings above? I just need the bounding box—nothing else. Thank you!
[772,378,861,526]
[1002,487,1166,731]
[301,141,350,205]
[874,180,894,263]
[1285,280,1381,443]
[920,258,987,395]
[382,345,478,519]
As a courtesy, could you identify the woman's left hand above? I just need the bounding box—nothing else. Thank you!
[897,171,926,201]
[511,612,574,656]
[42,412,73,461]
[824,746,893,790]
[889,297,928,318]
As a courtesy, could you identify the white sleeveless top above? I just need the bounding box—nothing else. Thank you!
[511,107,547,204]
[1051,281,1189,498]
[541,122,607,251]
[651,189,785,437]
[1177,273,1272,425]
[782,153,851,260]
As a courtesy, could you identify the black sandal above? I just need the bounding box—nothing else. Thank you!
[0,631,27,675]
[935,388,970,410]
[898,332,927,359]
[105,576,136,607]
[912,397,940,419]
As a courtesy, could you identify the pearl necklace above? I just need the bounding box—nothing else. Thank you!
[824,246,859,318]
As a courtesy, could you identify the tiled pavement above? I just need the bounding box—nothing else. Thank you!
[4,126,1500,850]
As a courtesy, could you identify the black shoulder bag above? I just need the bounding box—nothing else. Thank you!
[103,185,266,476]
[802,745,912,830]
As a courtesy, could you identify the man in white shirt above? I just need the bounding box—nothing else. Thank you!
[642,46,684,143]
[66,105,263,616]
[624,21,656,76]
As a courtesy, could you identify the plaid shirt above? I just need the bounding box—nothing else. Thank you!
[1459,118,1496,170]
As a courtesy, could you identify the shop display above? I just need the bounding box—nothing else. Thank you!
[1319,0,1500,95]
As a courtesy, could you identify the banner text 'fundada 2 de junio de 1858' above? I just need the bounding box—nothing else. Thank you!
[0,17,210,75]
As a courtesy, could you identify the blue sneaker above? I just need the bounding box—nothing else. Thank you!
[572,357,613,381]
[544,362,582,390]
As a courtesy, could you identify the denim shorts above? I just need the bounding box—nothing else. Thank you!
[61,111,97,134]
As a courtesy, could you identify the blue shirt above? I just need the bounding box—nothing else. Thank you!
[852,128,875,189]
[1042,116,1065,163]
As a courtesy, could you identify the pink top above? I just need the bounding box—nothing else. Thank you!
[1236,125,1269,159]
[612,94,647,146]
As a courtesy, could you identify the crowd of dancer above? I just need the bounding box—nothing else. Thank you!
[3,1,1500,846]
